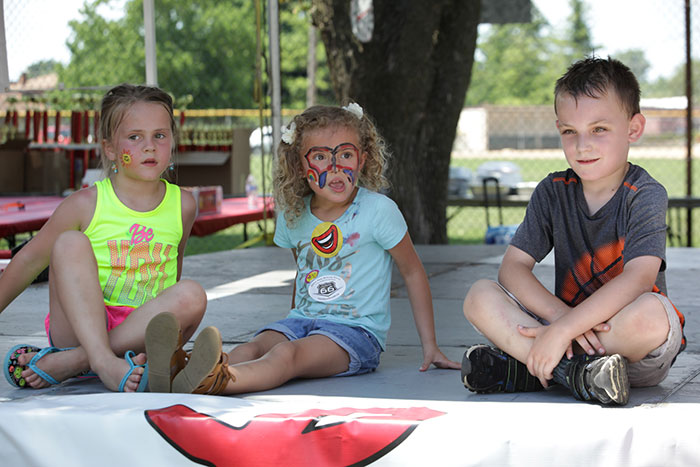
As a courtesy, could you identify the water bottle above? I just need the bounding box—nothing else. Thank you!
[245,174,258,208]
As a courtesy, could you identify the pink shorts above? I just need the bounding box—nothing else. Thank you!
[44,305,135,344]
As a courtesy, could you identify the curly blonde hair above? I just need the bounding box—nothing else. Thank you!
[274,104,390,226]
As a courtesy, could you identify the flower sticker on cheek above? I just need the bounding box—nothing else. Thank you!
[120,150,132,167]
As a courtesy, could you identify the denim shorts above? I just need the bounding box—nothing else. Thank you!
[257,318,382,376]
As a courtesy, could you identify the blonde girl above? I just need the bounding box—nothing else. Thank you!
[2,84,206,392]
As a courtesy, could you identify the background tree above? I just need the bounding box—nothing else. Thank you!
[466,7,565,106]
[61,0,258,108]
[279,3,334,107]
[646,60,700,105]
[23,59,61,79]
[312,0,481,243]
[58,0,317,109]
[565,0,595,61]
[610,49,651,87]
[60,1,143,90]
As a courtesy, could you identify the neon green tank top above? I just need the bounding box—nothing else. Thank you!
[84,178,182,307]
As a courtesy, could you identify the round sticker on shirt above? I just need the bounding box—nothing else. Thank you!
[308,274,346,302]
[311,222,343,258]
[305,270,319,283]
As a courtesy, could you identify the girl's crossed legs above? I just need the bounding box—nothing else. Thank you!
[18,231,206,392]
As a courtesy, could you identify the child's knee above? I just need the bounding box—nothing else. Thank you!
[174,280,207,311]
[169,281,207,337]
[603,296,671,364]
[614,293,670,342]
[267,340,298,368]
[463,279,499,320]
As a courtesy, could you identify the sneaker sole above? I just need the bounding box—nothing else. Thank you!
[171,326,222,394]
[145,312,182,393]
[591,354,630,405]
[462,344,505,393]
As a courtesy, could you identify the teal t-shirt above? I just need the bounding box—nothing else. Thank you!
[274,187,408,348]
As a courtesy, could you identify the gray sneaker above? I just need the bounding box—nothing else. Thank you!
[570,354,630,405]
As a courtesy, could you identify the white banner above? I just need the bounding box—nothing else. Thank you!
[1,393,699,466]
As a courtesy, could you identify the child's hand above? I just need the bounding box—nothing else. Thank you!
[419,347,460,371]
[517,324,570,387]
[570,323,610,359]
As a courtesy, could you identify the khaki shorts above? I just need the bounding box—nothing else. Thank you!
[626,293,683,387]
[496,283,683,388]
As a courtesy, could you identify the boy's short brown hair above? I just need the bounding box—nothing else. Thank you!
[554,56,641,118]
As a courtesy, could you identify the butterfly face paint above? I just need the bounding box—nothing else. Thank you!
[303,142,360,189]
[120,150,133,168]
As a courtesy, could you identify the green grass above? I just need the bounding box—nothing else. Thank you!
[184,224,248,255]
[447,155,700,246]
[184,219,274,255]
[449,156,700,197]
[0,233,32,251]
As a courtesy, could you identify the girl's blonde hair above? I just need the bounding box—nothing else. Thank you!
[98,83,177,177]
[274,104,390,226]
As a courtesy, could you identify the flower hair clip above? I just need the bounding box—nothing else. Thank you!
[342,102,363,119]
[281,121,296,145]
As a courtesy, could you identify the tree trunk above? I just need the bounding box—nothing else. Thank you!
[306,24,318,107]
[312,0,480,243]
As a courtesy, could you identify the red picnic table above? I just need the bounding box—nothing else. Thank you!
[0,195,275,257]
[190,196,274,237]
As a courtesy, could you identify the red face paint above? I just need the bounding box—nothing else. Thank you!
[304,142,360,188]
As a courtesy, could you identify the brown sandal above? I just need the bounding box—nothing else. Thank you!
[145,312,189,393]
[171,326,235,395]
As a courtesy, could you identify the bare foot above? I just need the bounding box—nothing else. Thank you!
[93,352,147,392]
[18,348,90,389]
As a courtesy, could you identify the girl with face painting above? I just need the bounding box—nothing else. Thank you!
[144,103,459,396]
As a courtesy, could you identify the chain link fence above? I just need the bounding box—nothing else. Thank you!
[0,0,698,255]
[449,0,700,247]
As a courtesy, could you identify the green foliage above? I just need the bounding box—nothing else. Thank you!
[610,49,651,85]
[23,60,61,79]
[466,8,567,106]
[465,0,688,106]
[279,2,333,107]
[54,0,335,110]
[644,60,700,104]
[151,0,258,109]
[60,1,144,88]
[57,0,323,109]
[565,0,595,60]
[37,0,694,111]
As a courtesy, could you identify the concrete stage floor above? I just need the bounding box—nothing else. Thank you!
[1,245,699,466]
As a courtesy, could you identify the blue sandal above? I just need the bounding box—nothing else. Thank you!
[118,350,149,392]
[4,345,66,388]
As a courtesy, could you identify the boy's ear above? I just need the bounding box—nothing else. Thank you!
[628,113,646,143]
